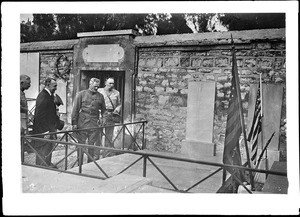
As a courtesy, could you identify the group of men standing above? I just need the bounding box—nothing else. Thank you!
[21,75,121,167]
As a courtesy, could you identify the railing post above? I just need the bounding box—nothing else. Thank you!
[78,146,82,173]
[142,122,145,150]
[21,136,25,163]
[122,124,125,150]
[64,133,68,170]
[222,168,226,185]
[143,155,147,177]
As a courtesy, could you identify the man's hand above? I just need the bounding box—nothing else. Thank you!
[43,131,50,139]
[72,125,78,130]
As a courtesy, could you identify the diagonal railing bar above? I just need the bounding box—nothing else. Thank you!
[45,138,61,159]
[101,130,115,148]
[52,147,78,168]
[147,156,179,191]
[116,156,144,176]
[124,125,142,150]
[39,133,70,160]
[24,138,49,167]
[70,156,79,169]
[125,124,142,150]
[113,125,125,143]
[59,133,67,141]
[126,125,140,148]
[184,167,223,192]
[67,132,80,143]
[80,148,109,178]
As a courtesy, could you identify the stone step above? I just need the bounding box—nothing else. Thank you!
[98,173,152,193]
[132,184,177,193]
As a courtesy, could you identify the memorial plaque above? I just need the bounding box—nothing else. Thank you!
[185,81,216,142]
[247,84,283,151]
[56,80,67,113]
[82,44,124,63]
[182,81,216,158]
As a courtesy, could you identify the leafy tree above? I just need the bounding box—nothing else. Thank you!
[219,13,285,31]
[20,13,285,43]
[185,13,217,32]
[32,14,57,41]
[20,20,38,43]
[55,14,151,40]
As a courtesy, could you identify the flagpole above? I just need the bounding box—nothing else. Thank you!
[231,35,254,190]
[260,73,263,150]
[259,73,269,174]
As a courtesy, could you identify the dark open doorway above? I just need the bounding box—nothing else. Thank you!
[80,70,125,116]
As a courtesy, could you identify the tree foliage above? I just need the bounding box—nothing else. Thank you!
[20,13,285,43]
[219,13,285,31]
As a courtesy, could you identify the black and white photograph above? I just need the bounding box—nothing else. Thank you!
[2,1,299,215]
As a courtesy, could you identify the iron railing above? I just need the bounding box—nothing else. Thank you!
[21,120,287,193]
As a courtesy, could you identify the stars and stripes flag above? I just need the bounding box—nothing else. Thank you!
[222,39,243,174]
[247,83,262,167]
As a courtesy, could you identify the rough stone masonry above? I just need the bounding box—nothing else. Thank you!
[134,29,286,154]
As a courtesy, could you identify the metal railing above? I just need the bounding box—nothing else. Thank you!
[21,120,287,193]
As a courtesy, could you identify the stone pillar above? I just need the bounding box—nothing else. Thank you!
[181,81,216,158]
[247,83,283,183]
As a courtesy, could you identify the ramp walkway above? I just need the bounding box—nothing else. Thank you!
[261,161,288,194]
[22,165,161,193]
[22,151,224,193]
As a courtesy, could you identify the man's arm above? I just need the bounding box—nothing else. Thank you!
[114,91,121,113]
[71,91,82,127]
[99,93,106,116]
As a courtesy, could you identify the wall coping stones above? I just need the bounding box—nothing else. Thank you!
[21,28,285,51]
[134,28,285,47]
[21,39,79,52]
[77,29,138,38]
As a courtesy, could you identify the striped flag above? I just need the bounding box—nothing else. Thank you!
[247,83,262,167]
[222,41,243,175]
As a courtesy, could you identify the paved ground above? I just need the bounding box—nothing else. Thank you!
[22,150,225,193]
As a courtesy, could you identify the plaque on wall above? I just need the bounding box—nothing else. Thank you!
[56,79,67,113]
[82,44,125,63]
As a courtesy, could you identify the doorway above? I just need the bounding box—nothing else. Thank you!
[80,70,125,116]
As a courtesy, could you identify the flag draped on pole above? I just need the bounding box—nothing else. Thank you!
[222,35,254,192]
[247,83,262,167]
[222,40,243,175]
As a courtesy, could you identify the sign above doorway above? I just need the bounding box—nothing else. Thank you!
[82,44,124,63]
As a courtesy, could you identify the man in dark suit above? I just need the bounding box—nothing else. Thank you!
[33,77,60,167]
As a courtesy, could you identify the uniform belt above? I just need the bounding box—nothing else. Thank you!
[81,110,99,116]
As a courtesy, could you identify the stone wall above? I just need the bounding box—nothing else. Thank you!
[39,51,74,125]
[21,29,286,155]
[134,29,286,153]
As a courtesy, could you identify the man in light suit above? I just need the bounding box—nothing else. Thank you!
[33,77,60,167]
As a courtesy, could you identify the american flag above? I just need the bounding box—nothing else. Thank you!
[247,83,262,167]
[222,40,243,174]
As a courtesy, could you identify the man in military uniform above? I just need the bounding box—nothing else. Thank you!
[71,78,106,163]
[20,74,31,135]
